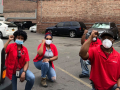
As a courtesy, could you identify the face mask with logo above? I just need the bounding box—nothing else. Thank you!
[46,40,52,45]
[92,37,97,41]
[15,39,23,45]
[102,39,112,49]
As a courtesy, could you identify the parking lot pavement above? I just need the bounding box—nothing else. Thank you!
[2,30,120,90]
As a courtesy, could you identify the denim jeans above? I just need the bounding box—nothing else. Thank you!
[11,68,35,90]
[80,57,90,75]
[34,60,56,81]
[91,81,117,90]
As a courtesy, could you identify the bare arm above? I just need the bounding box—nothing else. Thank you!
[49,56,58,61]
[4,35,14,51]
[115,78,120,90]
[81,30,88,45]
[42,56,58,62]
[79,30,98,60]
[37,39,46,56]
[23,61,29,72]
[20,61,29,82]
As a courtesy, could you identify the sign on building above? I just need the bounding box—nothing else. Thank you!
[0,0,3,14]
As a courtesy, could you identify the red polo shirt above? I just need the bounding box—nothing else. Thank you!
[33,43,58,70]
[89,38,102,47]
[5,43,30,80]
[88,46,120,90]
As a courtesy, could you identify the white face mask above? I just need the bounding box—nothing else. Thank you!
[102,39,112,49]
[46,40,52,45]
[92,37,97,41]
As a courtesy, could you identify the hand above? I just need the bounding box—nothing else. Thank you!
[42,58,49,62]
[90,30,98,38]
[84,30,88,34]
[20,72,25,82]
[42,39,46,44]
[115,88,120,90]
[9,35,14,41]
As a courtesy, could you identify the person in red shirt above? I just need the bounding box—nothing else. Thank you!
[4,30,35,90]
[79,30,102,78]
[33,32,58,87]
[79,30,120,90]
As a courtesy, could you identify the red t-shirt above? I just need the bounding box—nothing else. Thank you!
[33,43,58,70]
[88,46,120,90]
[5,43,30,80]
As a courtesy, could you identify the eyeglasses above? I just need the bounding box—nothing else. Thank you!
[46,38,52,40]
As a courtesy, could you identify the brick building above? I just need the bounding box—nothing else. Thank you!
[37,0,120,33]
[2,0,37,23]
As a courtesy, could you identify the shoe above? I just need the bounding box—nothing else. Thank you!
[41,77,48,87]
[79,74,89,78]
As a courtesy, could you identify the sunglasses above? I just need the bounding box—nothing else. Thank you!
[46,38,52,40]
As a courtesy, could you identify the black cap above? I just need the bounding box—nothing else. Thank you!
[100,31,114,38]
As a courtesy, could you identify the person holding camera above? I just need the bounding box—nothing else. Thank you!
[4,30,35,90]
[79,30,120,90]
[79,30,102,78]
[33,32,58,87]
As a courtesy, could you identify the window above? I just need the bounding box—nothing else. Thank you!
[92,23,110,29]
[57,22,64,27]
[64,22,71,27]
[0,23,2,26]
[110,23,116,28]
[5,23,17,27]
[71,22,80,26]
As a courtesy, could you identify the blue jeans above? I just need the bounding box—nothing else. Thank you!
[11,68,35,90]
[34,60,56,81]
[80,57,90,75]
[91,82,117,90]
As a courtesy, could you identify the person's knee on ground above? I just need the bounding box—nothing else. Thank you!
[51,76,56,82]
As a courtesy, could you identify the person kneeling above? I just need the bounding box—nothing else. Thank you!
[33,32,58,87]
[79,30,120,90]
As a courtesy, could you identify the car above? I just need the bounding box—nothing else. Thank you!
[11,21,36,30]
[0,21,18,38]
[0,39,12,90]
[0,22,9,38]
[11,21,23,30]
[45,21,87,38]
[21,21,36,30]
[88,22,119,40]
[29,24,37,32]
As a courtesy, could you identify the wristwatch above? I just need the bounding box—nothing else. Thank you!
[23,70,26,73]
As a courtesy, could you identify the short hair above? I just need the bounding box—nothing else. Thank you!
[13,30,27,42]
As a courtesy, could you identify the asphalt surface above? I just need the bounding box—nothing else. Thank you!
[2,30,120,90]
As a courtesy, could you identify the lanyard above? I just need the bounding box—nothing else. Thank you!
[17,50,21,68]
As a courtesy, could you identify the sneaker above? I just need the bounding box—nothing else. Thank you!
[79,74,89,78]
[41,77,48,87]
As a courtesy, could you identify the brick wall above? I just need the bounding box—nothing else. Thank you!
[37,0,120,33]
[2,0,37,22]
